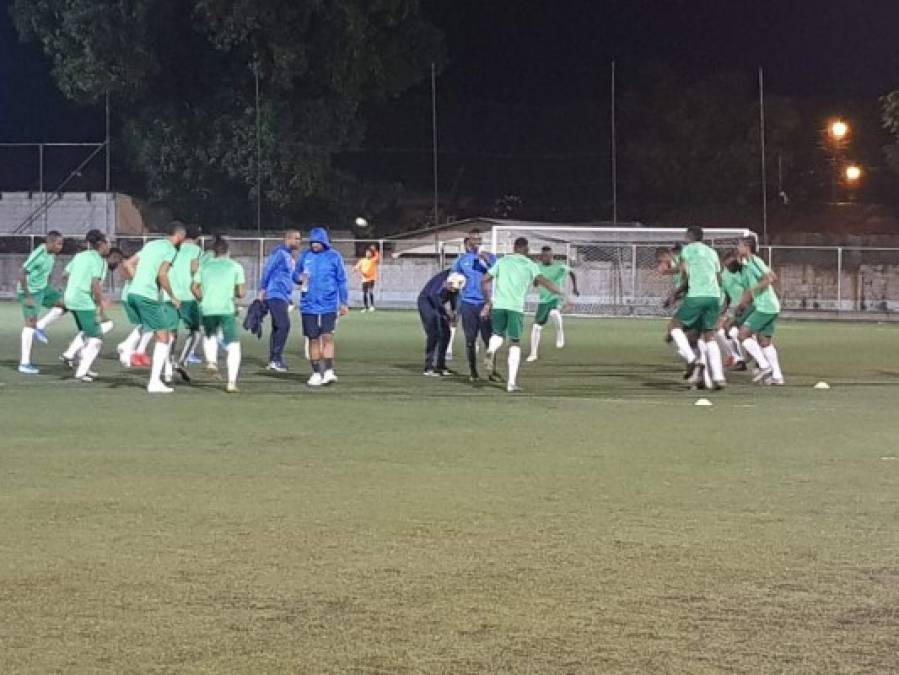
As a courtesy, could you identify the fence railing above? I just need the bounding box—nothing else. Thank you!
[2,234,899,318]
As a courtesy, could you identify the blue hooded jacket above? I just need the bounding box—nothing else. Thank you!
[294,227,348,314]
[451,250,496,305]
[259,244,296,302]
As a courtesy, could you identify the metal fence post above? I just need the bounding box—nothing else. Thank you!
[258,237,265,293]
[836,247,842,313]
[378,239,384,303]
[630,244,637,306]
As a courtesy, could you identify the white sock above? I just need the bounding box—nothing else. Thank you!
[726,327,746,361]
[507,344,521,386]
[697,341,713,389]
[226,342,241,385]
[64,332,86,360]
[550,309,564,347]
[706,339,725,382]
[447,326,456,357]
[716,328,735,360]
[487,334,504,354]
[763,345,783,380]
[164,351,174,381]
[75,337,102,378]
[118,327,141,356]
[670,328,696,364]
[529,324,543,358]
[100,320,114,336]
[179,331,200,364]
[20,327,35,365]
[742,337,770,370]
[36,307,64,330]
[204,336,218,365]
[150,341,170,385]
[137,331,153,354]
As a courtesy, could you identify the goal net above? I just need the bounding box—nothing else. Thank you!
[489,224,757,317]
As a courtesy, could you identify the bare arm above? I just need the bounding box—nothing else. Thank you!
[234,283,246,300]
[480,271,494,304]
[157,261,179,307]
[91,278,106,318]
[568,271,580,296]
[123,254,139,279]
[534,274,563,296]
[191,282,203,302]
[740,271,776,306]
[19,268,33,305]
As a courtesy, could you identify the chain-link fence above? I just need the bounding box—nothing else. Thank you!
[3,234,899,318]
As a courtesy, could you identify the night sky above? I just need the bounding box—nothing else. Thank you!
[2,0,899,209]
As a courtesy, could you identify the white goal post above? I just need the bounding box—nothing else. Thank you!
[489,224,757,317]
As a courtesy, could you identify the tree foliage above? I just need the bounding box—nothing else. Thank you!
[12,0,443,226]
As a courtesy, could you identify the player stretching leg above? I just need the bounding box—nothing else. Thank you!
[61,247,122,369]
[480,237,564,393]
[123,221,186,393]
[736,237,784,385]
[668,226,727,390]
[717,252,748,370]
[16,231,65,374]
[193,237,246,393]
[527,246,580,362]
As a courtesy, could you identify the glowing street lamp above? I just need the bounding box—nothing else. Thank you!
[829,119,849,141]
[845,164,862,182]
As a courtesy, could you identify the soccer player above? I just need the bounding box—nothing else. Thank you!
[167,225,203,371]
[717,251,748,370]
[17,231,65,374]
[123,221,187,393]
[115,249,154,368]
[293,227,348,386]
[192,237,246,393]
[354,245,380,312]
[527,246,580,362]
[736,237,784,385]
[417,270,464,376]
[668,226,727,390]
[59,230,113,382]
[259,229,302,371]
[450,230,496,380]
[480,237,564,393]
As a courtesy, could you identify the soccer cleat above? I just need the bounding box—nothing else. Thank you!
[368,306,375,312]
[731,360,748,371]
[767,377,785,386]
[131,353,151,368]
[752,367,773,384]
[423,369,440,377]
[186,354,202,365]
[468,373,480,383]
[506,384,523,393]
[683,359,700,381]
[59,354,77,369]
[267,361,288,373]
[75,374,95,383]
[226,382,239,394]
[437,368,455,377]
[147,381,174,394]
[713,379,727,390]
[687,363,705,387]
[34,328,49,345]
[526,354,538,362]
[307,372,324,386]
[175,365,192,384]
[17,363,39,375]
[556,336,564,349]
[322,369,338,385]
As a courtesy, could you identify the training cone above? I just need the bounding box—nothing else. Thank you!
[694,398,713,406]
[813,381,831,390]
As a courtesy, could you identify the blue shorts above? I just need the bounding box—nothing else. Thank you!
[302,312,337,339]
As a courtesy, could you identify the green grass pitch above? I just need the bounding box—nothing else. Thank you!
[2,302,899,672]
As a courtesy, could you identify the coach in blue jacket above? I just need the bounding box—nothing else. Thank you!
[294,227,348,386]
[258,230,302,371]
[451,228,496,380]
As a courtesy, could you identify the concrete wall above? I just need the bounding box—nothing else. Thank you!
[0,192,115,234]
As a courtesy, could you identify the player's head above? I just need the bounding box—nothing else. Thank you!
[167,220,187,245]
[738,236,756,258]
[468,228,482,249]
[539,246,554,264]
[722,250,741,273]
[672,242,683,255]
[655,247,673,273]
[686,225,703,242]
[85,229,109,255]
[106,246,125,269]
[212,236,229,257]
[284,229,302,251]
[184,224,201,241]
[513,237,529,255]
[364,248,373,258]
[45,231,64,254]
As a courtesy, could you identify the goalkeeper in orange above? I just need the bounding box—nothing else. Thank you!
[354,245,380,312]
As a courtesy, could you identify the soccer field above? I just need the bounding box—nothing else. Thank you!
[2,303,899,673]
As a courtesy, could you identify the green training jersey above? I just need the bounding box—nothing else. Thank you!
[167,241,202,302]
[488,254,542,313]
[64,249,106,311]
[537,261,570,302]
[740,255,781,314]
[18,244,56,293]
[681,242,721,298]
[195,256,245,316]
[671,253,682,290]
[130,239,178,301]
[720,268,744,304]
[200,249,215,265]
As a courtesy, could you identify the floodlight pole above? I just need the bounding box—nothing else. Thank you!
[759,67,768,245]
[255,63,262,235]
[105,89,111,192]
[431,62,439,233]
[611,61,618,224]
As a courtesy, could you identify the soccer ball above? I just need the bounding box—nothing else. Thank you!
[447,272,466,291]
[354,216,369,228]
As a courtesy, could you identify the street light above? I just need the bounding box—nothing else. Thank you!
[829,119,849,141]
[845,164,862,182]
